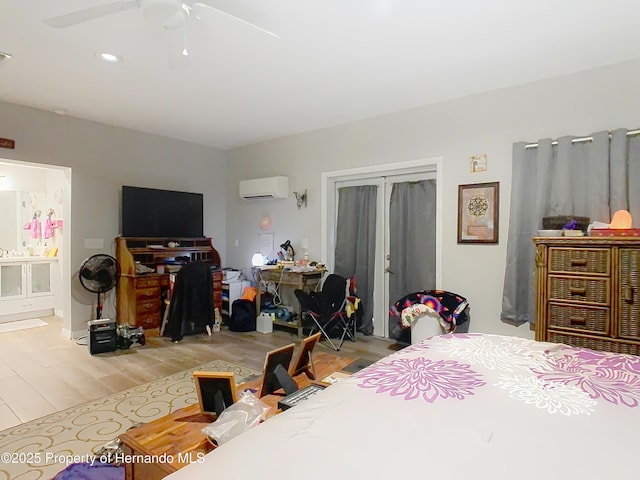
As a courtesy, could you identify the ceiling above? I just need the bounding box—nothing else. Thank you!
[2,0,640,150]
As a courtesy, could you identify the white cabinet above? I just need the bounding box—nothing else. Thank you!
[0,263,25,299]
[221,280,250,323]
[28,261,52,296]
[0,258,56,320]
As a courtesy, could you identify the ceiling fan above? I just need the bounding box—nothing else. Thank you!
[43,0,278,69]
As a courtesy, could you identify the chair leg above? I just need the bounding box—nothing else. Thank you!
[333,314,357,351]
[304,312,340,351]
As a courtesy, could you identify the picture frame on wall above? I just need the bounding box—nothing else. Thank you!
[457,182,499,244]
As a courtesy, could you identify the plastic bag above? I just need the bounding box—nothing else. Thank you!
[202,390,271,446]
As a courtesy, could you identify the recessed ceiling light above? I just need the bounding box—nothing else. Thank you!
[52,108,67,116]
[97,52,122,63]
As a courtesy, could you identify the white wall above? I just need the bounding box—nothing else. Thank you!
[0,101,229,336]
[226,58,640,340]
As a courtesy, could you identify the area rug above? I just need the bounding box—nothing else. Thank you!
[0,318,47,334]
[0,359,259,480]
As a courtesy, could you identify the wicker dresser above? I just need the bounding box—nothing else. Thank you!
[534,236,640,355]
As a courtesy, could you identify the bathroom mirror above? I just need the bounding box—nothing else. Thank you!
[0,191,46,253]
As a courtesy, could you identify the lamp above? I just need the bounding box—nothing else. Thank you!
[251,252,265,267]
[610,210,632,229]
[280,240,295,261]
[300,238,309,263]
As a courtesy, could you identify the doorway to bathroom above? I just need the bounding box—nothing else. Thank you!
[0,159,71,331]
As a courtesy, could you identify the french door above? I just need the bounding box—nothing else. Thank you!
[322,159,442,338]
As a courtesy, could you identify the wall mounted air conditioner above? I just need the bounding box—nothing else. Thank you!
[239,176,289,199]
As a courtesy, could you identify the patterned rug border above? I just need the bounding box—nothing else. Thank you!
[0,358,259,480]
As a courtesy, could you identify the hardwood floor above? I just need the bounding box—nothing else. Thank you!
[0,316,402,430]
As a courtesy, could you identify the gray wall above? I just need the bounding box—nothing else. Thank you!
[3,58,640,339]
[225,58,640,339]
[0,102,229,336]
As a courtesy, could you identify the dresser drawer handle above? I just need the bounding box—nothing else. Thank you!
[569,286,587,296]
[569,258,587,267]
[623,286,635,302]
[569,316,586,325]
[142,302,154,309]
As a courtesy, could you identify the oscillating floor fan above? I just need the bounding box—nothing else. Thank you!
[79,254,120,320]
[79,254,121,354]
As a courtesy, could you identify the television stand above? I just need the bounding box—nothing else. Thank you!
[115,237,222,330]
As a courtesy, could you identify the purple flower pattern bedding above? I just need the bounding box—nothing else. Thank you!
[168,334,640,480]
[354,334,640,414]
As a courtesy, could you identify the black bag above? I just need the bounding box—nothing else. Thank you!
[227,299,256,332]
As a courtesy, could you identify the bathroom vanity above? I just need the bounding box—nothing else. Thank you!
[0,257,57,321]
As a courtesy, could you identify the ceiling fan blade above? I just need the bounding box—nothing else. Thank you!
[192,2,278,38]
[43,1,139,28]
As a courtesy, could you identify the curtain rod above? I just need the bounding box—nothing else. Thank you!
[524,129,640,149]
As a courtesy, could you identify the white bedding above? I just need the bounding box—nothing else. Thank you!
[167,333,640,479]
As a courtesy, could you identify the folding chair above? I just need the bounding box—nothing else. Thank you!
[294,273,356,351]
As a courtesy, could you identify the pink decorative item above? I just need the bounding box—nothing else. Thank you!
[44,218,54,239]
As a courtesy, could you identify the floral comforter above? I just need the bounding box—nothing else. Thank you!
[168,334,640,480]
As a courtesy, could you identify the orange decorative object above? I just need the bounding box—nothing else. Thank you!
[260,215,272,230]
[610,210,633,229]
[241,286,257,301]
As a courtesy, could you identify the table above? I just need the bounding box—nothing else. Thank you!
[256,268,324,337]
[119,352,354,480]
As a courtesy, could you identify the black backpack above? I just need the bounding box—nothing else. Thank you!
[227,299,256,332]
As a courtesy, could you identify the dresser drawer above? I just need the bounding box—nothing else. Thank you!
[548,302,609,334]
[619,288,640,340]
[548,275,610,305]
[135,286,159,301]
[549,332,640,356]
[137,313,160,329]
[136,298,160,314]
[135,276,161,288]
[548,247,610,275]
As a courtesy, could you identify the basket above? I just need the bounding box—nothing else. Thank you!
[542,216,590,232]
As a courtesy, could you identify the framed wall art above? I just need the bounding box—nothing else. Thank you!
[457,182,499,244]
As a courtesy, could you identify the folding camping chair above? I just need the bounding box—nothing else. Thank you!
[294,273,356,351]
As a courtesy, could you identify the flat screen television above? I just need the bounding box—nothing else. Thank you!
[121,186,204,238]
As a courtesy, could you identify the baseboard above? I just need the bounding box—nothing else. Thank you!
[63,327,88,340]
[0,308,54,324]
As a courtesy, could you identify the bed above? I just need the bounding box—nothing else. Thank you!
[166,333,640,479]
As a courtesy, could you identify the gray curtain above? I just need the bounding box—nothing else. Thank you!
[334,185,377,335]
[501,129,640,325]
[388,180,437,341]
